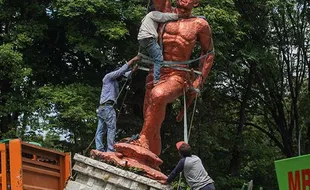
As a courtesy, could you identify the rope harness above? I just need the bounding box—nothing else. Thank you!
[138,16,215,76]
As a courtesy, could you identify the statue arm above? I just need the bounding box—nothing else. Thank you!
[193,21,215,89]
[152,0,172,12]
[176,20,214,122]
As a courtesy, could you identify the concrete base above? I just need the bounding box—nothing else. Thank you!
[65,154,172,190]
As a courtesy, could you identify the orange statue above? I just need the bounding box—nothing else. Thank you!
[137,0,215,156]
[90,0,214,182]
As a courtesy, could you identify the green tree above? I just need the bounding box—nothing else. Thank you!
[0,44,31,137]
[1,0,309,189]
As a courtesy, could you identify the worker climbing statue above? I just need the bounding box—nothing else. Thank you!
[91,0,215,182]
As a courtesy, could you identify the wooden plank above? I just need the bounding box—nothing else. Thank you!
[23,165,60,178]
[23,171,59,190]
[21,142,65,156]
[0,144,5,151]
[21,148,59,162]
[23,184,56,190]
[9,139,23,190]
[0,143,7,190]
[22,158,60,170]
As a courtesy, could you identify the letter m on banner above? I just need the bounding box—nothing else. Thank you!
[275,154,310,190]
[288,171,300,190]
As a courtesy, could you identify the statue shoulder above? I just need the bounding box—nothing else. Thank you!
[192,16,210,31]
[192,16,209,24]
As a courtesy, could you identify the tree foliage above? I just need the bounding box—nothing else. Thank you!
[0,0,309,189]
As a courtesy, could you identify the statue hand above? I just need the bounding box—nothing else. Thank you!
[192,75,203,90]
[175,75,202,122]
[187,74,202,101]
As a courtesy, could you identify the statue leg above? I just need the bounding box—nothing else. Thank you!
[140,74,187,155]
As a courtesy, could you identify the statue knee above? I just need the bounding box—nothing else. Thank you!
[150,88,166,103]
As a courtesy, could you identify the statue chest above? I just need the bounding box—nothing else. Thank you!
[160,19,198,42]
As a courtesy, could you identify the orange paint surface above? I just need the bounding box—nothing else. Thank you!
[136,0,215,156]
[0,139,71,190]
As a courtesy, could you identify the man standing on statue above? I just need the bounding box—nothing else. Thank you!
[95,55,140,152]
[133,0,215,156]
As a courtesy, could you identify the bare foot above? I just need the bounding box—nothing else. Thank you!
[130,135,149,150]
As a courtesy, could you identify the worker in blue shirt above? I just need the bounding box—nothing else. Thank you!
[166,141,216,190]
[95,55,140,152]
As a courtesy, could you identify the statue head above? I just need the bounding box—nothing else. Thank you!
[176,0,199,10]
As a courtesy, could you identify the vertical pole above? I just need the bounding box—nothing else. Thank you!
[64,153,71,187]
[9,139,23,190]
[60,152,71,190]
[298,128,302,156]
[0,144,7,190]
[178,89,188,190]
[183,89,188,143]
[59,155,64,190]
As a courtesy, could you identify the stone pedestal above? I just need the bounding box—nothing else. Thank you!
[90,143,168,181]
[65,154,172,190]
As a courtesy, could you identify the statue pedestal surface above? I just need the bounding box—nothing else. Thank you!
[65,154,171,190]
[90,143,167,181]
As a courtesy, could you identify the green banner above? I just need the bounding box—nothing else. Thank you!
[275,154,310,190]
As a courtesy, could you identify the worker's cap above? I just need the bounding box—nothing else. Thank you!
[123,70,132,79]
[176,141,187,150]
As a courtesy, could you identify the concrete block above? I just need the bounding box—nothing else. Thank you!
[130,181,139,190]
[65,181,81,190]
[66,154,173,190]
[86,177,94,187]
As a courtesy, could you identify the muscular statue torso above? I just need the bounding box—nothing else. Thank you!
[160,17,209,62]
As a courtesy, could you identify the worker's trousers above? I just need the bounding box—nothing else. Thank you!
[139,37,163,83]
[95,105,116,152]
[200,183,216,190]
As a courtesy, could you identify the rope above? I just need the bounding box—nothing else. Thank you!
[137,63,203,75]
[177,89,189,190]
[83,138,95,156]
[188,92,198,142]
[116,76,132,121]
[146,0,151,12]
[177,173,182,190]
[138,50,214,76]
[138,50,215,65]
[177,88,199,189]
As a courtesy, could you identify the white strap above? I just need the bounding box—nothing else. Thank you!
[183,88,188,143]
